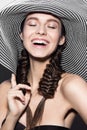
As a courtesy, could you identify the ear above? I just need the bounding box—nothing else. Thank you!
[19,33,23,40]
[59,36,65,45]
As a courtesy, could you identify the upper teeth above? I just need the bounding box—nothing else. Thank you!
[32,40,47,45]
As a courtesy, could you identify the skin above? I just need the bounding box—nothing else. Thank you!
[0,13,87,130]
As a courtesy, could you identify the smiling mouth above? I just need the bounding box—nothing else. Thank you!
[32,39,49,46]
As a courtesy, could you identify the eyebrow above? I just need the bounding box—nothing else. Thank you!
[26,17,60,24]
[26,17,38,21]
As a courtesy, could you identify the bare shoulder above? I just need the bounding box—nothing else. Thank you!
[60,73,87,123]
[61,73,86,87]
[0,80,11,90]
[0,80,11,126]
[0,80,11,100]
[60,73,87,100]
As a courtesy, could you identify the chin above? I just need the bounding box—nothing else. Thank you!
[29,54,51,62]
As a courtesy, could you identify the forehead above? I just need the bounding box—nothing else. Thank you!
[25,12,61,23]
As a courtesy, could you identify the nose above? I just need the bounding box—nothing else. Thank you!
[36,25,47,35]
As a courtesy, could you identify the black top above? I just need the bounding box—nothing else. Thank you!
[15,122,70,130]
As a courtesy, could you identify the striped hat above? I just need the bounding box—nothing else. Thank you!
[0,0,87,81]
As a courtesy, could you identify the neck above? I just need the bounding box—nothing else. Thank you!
[27,58,50,93]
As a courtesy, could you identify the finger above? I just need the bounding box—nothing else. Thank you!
[16,84,31,90]
[11,73,17,88]
[8,90,25,103]
[20,84,31,95]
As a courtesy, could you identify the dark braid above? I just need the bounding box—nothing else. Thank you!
[16,49,30,85]
[38,46,64,99]
[16,49,30,95]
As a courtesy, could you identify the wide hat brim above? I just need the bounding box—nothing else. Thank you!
[0,0,87,81]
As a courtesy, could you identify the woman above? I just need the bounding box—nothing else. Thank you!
[0,1,87,130]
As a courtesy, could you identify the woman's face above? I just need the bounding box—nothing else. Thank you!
[20,13,65,59]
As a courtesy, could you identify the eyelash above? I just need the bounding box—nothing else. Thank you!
[29,24,36,26]
[48,26,56,29]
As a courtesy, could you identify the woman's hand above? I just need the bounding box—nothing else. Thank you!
[7,74,31,120]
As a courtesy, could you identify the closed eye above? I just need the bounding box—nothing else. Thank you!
[48,26,56,29]
[28,23,37,26]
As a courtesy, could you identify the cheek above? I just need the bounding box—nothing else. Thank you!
[22,30,33,44]
[51,32,60,45]
[23,25,35,37]
[23,30,31,37]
